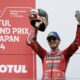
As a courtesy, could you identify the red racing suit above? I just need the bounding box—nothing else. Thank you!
[27,25,80,80]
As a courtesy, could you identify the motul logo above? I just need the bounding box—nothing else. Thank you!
[0,65,28,73]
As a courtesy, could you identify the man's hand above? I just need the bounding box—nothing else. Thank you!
[28,9,48,31]
[75,11,80,25]
[29,12,44,29]
[29,10,47,29]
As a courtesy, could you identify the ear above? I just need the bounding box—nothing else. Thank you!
[58,40,61,45]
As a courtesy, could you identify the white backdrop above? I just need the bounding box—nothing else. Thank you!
[36,0,80,79]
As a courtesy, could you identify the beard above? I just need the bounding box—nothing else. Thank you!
[51,43,58,49]
[49,41,59,50]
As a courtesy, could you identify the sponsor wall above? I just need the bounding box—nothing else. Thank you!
[0,0,36,79]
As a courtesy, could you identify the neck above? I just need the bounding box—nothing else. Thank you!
[51,47,59,52]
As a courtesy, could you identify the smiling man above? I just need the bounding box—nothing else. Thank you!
[27,9,80,80]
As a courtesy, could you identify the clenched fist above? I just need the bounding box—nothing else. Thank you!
[28,9,48,32]
[75,11,80,25]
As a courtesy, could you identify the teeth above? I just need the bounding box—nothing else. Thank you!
[51,43,55,46]
[51,42,55,44]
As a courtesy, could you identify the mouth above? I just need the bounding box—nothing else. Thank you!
[50,42,56,46]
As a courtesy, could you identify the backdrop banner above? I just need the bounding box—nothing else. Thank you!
[0,0,36,79]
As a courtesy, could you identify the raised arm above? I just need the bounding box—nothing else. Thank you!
[26,27,47,60]
[26,9,48,60]
[63,11,80,59]
[63,25,80,59]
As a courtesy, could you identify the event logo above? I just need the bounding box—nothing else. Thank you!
[0,5,36,79]
[0,19,30,50]
[0,19,11,26]
[0,64,28,73]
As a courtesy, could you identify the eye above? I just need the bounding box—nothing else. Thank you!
[47,37,57,41]
[52,37,57,41]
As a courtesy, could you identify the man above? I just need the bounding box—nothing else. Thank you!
[27,9,80,80]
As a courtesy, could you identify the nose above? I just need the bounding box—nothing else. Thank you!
[50,39,55,42]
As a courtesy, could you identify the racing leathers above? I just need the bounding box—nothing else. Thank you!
[26,24,80,80]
